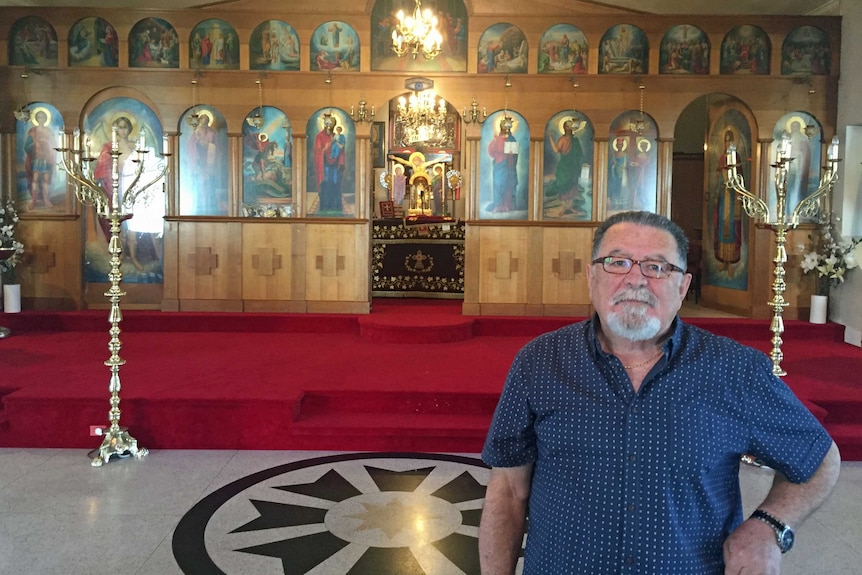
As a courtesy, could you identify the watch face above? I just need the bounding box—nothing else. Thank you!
[779,528,794,552]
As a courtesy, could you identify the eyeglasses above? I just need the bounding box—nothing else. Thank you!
[591,256,685,279]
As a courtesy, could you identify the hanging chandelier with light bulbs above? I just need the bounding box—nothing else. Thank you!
[395,87,450,148]
[391,0,443,60]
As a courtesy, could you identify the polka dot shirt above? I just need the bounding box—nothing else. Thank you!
[482,316,833,575]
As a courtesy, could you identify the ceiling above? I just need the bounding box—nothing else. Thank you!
[0,0,842,14]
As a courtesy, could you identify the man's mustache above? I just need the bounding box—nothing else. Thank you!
[611,288,658,306]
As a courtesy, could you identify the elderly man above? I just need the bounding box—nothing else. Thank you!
[479,210,840,575]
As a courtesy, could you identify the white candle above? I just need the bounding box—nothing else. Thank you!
[780,135,791,160]
[138,129,146,151]
[74,128,81,150]
[163,135,169,155]
[111,126,118,147]
[828,136,839,161]
[727,144,737,167]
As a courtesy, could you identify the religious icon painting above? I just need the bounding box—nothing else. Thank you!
[542,110,594,221]
[241,106,293,214]
[310,21,360,72]
[179,106,230,216]
[478,110,530,220]
[250,20,300,71]
[14,102,66,214]
[605,112,658,216]
[306,109,356,218]
[477,23,528,74]
[189,18,240,70]
[8,16,58,67]
[82,97,166,285]
[781,25,830,75]
[371,0,468,72]
[769,111,823,224]
[371,121,386,168]
[538,24,587,74]
[704,106,752,291]
[720,25,771,75]
[129,17,179,68]
[598,24,648,75]
[659,24,709,74]
[68,16,119,68]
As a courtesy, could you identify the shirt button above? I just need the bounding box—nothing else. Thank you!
[631,406,640,414]
[627,504,636,512]
[628,454,637,462]
[625,556,636,565]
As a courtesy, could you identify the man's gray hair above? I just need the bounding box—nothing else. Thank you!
[591,211,689,267]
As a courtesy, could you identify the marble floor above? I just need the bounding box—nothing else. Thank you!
[0,449,860,575]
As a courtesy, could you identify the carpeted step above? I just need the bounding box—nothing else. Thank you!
[297,390,499,417]
[825,423,862,462]
[290,412,491,453]
[291,390,496,452]
[358,314,476,343]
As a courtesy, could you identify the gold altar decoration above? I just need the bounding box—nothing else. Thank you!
[725,134,840,376]
[56,125,169,466]
[391,0,443,60]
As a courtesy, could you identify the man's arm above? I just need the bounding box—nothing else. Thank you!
[723,441,841,575]
[479,464,533,575]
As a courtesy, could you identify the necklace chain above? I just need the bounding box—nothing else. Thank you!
[623,349,663,370]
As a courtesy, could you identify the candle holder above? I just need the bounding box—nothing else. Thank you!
[350,98,375,123]
[55,126,170,466]
[725,134,840,376]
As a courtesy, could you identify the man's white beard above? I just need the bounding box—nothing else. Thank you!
[605,288,662,341]
[605,305,661,341]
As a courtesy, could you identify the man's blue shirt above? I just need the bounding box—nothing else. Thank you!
[482,316,833,574]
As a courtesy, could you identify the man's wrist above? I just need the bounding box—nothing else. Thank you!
[751,509,795,553]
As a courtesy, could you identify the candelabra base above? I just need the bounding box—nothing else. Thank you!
[89,427,148,467]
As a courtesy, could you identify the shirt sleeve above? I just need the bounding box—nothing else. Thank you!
[482,343,540,468]
[744,351,834,483]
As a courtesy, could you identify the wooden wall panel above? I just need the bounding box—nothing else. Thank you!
[17,217,82,310]
[541,227,593,307]
[176,221,242,303]
[242,222,301,302]
[304,222,370,303]
[477,226,530,304]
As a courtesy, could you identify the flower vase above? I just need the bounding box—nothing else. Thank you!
[809,294,828,324]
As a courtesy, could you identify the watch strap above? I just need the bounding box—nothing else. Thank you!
[751,509,793,553]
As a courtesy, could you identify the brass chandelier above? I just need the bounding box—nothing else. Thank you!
[391,0,443,60]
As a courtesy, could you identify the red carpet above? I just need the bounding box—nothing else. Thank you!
[2,300,861,459]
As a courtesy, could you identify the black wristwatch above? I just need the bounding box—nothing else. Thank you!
[751,509,794,553]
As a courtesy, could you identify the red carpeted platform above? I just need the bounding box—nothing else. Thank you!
[1,300,860,459]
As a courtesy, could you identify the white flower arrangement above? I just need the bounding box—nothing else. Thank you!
[0,200,25,283]
[800,214,861,296]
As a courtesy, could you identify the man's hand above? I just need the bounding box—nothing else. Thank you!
[723,518,782,575]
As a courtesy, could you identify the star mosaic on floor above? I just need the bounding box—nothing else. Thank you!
[172,452,495,575]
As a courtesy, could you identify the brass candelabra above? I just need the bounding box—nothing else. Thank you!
[725,135,839,376]
[56,126,169,466]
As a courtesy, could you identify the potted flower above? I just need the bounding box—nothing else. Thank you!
[1,199,25,313]
[800,213,861,323]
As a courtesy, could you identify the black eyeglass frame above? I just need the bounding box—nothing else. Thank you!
[591,256,687,279]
